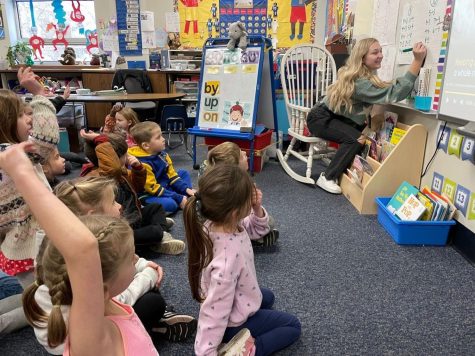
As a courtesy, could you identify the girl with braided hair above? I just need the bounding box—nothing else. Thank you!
[0,142,159,355]
[184,164,301,356]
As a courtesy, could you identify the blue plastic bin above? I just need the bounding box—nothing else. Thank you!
[375,197,456,246]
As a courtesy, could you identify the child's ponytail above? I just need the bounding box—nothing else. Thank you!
[184,194,213,302]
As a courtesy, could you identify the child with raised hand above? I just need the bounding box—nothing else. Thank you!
[184,164,301,356]
[0,141,159,356]
[129,121,195,214]
[80,131,185,254]
[103,103,139,147]
[0,67,59,283]
[201,142,279,247]
[23,175,196,354]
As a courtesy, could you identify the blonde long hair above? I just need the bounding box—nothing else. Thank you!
[327,38,390,114]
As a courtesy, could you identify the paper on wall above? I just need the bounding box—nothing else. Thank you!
[140,11,155,32]
[165,12,180,33]
[378,45,397,82]
[372,0,400,45]
[142,31,156,49]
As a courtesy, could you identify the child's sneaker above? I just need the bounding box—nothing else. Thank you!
[151,232,185,255]
[152,307,197,342]
[165,217,175,231]
[251,229,279,247]
[218,328,255,356]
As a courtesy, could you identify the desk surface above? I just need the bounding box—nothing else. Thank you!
[66,93,185,102]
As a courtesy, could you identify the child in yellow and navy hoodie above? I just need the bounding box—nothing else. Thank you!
[128,121,195,214]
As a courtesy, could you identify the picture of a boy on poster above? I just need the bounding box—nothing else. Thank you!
[290,0,309,40]
[181,0,202,39]
[225,101,250,128]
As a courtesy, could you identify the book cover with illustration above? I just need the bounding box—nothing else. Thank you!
[378,111,398,142]
[417,192,435,221]
[380,141,395,162]
[361,138,378,160]
[387,181,420,214]
[390,127,407,145]
[395,194,426,221]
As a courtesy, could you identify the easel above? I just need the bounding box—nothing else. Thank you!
[188,36,278,174]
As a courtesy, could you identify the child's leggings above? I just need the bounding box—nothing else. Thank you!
[222,288,301,356]
[143,170,192,214]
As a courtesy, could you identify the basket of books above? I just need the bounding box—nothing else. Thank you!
[375,182,456,245]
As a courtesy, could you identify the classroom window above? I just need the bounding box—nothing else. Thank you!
[13,0,96,62]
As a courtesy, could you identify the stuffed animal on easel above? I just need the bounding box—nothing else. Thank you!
[227,22,247,51]
[59,46,76,65]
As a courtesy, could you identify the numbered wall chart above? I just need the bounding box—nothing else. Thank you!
[116,0,142,56]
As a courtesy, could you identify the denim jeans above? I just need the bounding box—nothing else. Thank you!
[223,288,301,356]
[0,271,23,300]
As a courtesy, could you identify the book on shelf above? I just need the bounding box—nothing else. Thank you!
[395,194,426,221]
[378,111,398,143]
[416,192,436,221]
[347,168,364,188]
[361,137,378,160]
[386,181,420,214]
[380,140,395,162]
[389,127,407,145]
[348,155,374,186]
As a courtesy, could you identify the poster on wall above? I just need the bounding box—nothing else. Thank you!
[116,0,142,56]
[177,0,315,49]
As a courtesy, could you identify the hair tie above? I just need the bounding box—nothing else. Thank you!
[53,304,61,310]
[194,192,201,201]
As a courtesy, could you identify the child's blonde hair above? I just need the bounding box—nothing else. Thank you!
[0,89,26,143]
[326,38,390,114]
[184,164,253,302]
[23,215,134,348]
[118,107,139,130]
[207,142,241,166]
[53,176,117,214]
[130,121,160,146]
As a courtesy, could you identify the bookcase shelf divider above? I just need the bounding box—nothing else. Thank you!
[340,123,428,214]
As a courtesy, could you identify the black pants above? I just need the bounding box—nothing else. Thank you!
[307,104,365,181]
[133,290,167,330]
[133,203,168,246]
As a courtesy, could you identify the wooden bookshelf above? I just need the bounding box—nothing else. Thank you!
[340,123,427,214]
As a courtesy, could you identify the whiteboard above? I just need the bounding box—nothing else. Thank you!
[197,47,262,131]
[439,0,475,122]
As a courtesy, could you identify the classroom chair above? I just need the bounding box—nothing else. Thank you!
[160,104,193,155]
[277,44,337,185]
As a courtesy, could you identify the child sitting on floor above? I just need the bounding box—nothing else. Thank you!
[201,142,280,247]
[80,130,185,255]
[128,121,195,214]
[184,164,301,355]
[102,103,139,147]
[41,146,66,189]
[23,175,196,354]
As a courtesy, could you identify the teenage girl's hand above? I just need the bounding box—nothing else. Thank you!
[0,142,37,177]
[147,261,164,288]
[186,188,196,196]
[251,184,264,217]
[18,67,45,96]
[180,196,188,210]
[80,129,100,141]
[412,42,427,63]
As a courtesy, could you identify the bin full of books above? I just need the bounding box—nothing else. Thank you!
[375,181,456,245]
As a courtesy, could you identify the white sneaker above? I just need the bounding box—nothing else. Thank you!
[316,173,342,194]
[151,232,185,255]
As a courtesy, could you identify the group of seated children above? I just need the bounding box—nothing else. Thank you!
[0,67,300,356]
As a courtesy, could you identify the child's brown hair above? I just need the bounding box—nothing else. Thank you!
[22,215,134,348]
[129,121,161,146]
[207,142,241,166]
[0,89,25,143]
[183,164,254,302]
[84,133,128,167]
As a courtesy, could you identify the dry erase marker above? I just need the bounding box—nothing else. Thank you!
[402,48,412,53]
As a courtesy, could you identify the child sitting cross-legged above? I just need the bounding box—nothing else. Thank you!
[184,164,301,356]
[200,142,279,247]
[24,176,197,354]
[128,121,195,215]
[1,142,158,355]
[80,130,185,255]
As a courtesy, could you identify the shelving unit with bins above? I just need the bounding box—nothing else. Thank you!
[340,123,427,214]
[160,50,203,119]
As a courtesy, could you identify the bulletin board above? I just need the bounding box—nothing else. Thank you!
[175,0,316,49]
[116,0,142,56]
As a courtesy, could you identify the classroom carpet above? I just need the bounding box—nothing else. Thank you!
[1,141,474,355]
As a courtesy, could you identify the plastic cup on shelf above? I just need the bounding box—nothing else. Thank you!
[414,96,432,111]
